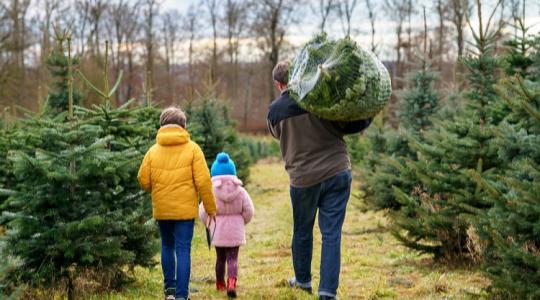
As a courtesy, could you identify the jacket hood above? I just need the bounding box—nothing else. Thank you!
[156,126,190,146]
[212,175,243,203]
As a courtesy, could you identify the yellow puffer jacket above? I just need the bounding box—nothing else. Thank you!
[138,126,217,220]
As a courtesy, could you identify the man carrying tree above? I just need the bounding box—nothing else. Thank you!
[267,61,372,300]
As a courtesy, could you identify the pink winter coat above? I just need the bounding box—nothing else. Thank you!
[199,175,254,247]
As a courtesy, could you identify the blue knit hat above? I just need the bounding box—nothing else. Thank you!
[211,152,237,177]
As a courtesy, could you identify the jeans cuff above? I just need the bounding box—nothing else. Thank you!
[291,277,312,288]
[319,290,336,297]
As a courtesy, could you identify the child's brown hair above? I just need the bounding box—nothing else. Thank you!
[160,106,187,128]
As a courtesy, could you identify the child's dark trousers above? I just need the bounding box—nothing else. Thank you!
[215,246,240,280]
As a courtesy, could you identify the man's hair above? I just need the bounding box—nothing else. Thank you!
[160,106,187,128]
[273,61,289,85]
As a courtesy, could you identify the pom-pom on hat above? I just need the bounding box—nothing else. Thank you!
[211,152,237,177]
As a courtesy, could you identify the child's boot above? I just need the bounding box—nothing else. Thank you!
[227,277,237,298]
[216,278,226,292]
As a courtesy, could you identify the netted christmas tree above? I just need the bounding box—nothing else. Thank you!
[472,29,540,298]
[361,53,440,211]
[389,2,502,260]
[288,32,392,121]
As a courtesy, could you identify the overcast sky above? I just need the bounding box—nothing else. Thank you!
[159,0,540,60]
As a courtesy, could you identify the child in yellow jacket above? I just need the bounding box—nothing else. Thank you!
[138,106,217,300]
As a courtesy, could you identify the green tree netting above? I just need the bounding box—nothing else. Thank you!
[288,33,392,121]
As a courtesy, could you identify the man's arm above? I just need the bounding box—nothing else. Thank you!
[267,119,281,140]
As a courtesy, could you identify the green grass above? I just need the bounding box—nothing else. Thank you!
[69,162,489,299]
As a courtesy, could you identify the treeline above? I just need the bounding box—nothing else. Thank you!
[355,0,540,298]
[0,0,528,131]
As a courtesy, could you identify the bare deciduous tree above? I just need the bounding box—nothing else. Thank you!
[338,0,357,37]
[252,0,297,101]
[223,0,248,100]
[38,0,62,58]
[312,0,337,33]
[123,8,141,102]
[36,0,66,103]
[143,0,160,89]
[183,4,200,101]
[107,0,141,104]
[1,0,32,104]
[385,0,410,87]
[204,0,222,84]
[435,0,449,65]
[449,0,470,58]
[87,0,107,57]
[107,0,125,76]
[364,0,377,53]
[3,0,31,69]
[162,9,182,103]
[224,0,247,65]
[74,0,90,54]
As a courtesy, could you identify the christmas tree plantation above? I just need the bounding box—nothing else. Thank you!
[390,3,501,260]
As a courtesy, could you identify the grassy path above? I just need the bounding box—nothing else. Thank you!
[97,161,488,299]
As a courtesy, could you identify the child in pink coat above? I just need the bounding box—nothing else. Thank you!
[199,152,254,298]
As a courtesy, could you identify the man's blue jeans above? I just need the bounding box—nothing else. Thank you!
[158,220,194,298]
[290,170,352,297]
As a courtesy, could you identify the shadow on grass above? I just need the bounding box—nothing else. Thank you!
[343,225,388,236]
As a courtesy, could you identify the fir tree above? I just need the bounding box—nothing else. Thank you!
[238,136,280,163]
[0,124,10,207]
[362,54,440,211]
[390,1,502,259]
[501,19,536,78]
[473,31,540,298]
[4,115,153,298]
[481,74,540,299]
[46,30,83,114]
[398,56,440,133]
[187,97,252,182]
[0,241,22,300]
[0,108,16,211]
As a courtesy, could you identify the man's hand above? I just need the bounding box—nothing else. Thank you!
[206,214,216,228]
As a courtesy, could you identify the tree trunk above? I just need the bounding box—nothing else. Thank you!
[437,0,445,68]
[126,50,134,102]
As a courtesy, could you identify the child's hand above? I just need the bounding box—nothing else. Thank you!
[206,214,216,228]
